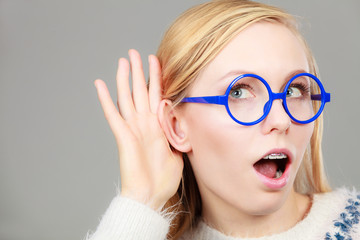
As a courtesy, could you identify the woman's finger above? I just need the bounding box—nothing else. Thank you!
[148,55,162,114]
[94,79,126,141]
[128,49,150,113]
[116,58,135,120]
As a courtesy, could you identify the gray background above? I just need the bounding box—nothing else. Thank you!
[1,0,359,239]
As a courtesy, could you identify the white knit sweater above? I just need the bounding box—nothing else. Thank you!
[86,188,360,240]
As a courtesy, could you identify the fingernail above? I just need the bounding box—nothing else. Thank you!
[128,49,135,56]
[148,55,152,64]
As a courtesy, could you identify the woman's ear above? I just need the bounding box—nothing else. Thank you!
[158,99,192,153]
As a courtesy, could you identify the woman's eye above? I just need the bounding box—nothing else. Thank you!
[286,87,302,98]
[230,87,253,99]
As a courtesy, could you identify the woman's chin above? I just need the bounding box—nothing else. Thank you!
[229,185,294,216]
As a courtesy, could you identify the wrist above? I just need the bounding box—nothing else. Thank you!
[120,191,167,211]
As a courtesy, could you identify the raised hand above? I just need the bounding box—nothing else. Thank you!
[94,49,184,210]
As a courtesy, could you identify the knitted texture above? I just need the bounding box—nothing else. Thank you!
[86,188,360,240]
[181,188,360,239]
[325,188,360,240]
[86,196,170,240]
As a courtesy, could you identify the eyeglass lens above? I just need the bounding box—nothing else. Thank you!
[227,75,321,123]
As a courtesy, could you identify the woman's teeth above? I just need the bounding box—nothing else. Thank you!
[275,169,283,179]
[262,153,287,160]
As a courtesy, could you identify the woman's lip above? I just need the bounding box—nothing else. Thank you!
[254,161,291,189]
[253,148,293,189]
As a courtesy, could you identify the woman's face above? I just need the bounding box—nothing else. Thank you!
[178,22,314,218]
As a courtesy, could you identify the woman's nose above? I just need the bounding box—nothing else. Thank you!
[262,99,291,134]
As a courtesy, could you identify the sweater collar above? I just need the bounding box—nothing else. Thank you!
[181,189,349,240]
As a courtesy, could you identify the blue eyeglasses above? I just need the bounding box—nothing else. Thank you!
[181,73,331,125]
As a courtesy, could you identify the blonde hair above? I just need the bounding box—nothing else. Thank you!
[156,0,331,239]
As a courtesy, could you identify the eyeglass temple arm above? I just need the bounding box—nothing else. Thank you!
[181,95,227,105]
[311,93,331,102]
[183,93,331,104]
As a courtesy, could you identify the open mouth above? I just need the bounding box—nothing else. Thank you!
[253,153,290,179]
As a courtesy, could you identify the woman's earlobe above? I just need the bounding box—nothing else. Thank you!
[158,99,192,153]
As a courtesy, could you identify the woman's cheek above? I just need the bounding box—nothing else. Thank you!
[290,122,314,176]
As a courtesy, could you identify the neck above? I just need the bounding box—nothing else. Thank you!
[201,188,311,238]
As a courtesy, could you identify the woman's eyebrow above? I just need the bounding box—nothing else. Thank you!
[219,70,251,81]
[284,69,308,81]
[219,69,308,82]
[213,70,250,91]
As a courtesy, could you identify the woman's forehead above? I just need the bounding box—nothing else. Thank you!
[194,22,309,89]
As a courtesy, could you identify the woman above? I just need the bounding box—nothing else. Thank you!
[87,0,360,239]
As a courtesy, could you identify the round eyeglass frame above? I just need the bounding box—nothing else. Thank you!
[181,73,331,126]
